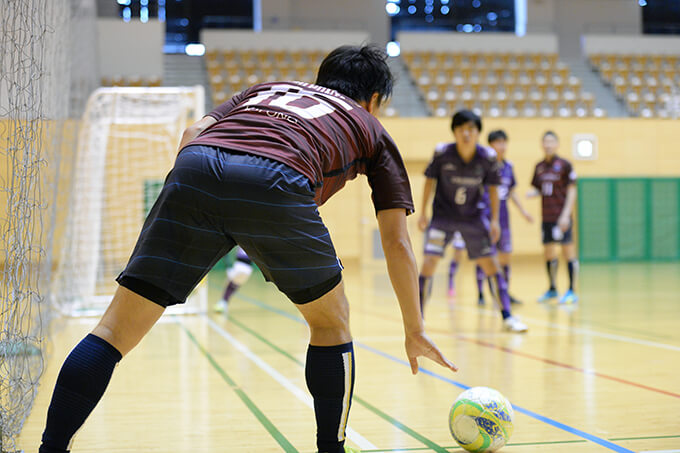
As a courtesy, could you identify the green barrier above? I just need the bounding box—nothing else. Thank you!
[578,178,680,262]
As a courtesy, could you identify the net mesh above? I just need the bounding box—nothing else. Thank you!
[51,86,206,316]
[0,1,97,450]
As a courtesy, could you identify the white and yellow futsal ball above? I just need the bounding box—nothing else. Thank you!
[449,387,515,452]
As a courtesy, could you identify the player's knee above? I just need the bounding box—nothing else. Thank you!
[227,261,253,285]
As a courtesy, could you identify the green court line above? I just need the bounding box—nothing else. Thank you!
[610,434,680,441]
[226,314,450,453]
[178,321,298,453]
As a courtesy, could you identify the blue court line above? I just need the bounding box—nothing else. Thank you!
[235,293,636,453]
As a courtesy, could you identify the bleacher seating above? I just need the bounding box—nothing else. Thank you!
[589,53,680,118]
[100,76,162,87]
[205,48,399,117]
[403,51,599,118]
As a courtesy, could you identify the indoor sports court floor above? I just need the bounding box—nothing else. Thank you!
[21,259,680,452]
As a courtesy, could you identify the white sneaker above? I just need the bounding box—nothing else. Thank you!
[503,316,528,333]
[213,299,228,314]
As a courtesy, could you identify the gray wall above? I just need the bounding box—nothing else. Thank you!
[527,0,642,57]
[261,0,389,45]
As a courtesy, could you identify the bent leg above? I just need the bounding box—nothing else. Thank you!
[296,279,354,453]
[40,287,164,453]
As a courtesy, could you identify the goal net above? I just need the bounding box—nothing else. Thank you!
[51,86,208,316]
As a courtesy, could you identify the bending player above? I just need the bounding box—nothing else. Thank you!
[214,246,253,314]
[528,131,578,304]
[417,110,527,333]
[39,45,456,453]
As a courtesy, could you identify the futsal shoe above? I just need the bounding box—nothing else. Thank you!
[509,295,523,305]
[477,296,486,306]
[537,289,559,303]
[559,289,579,304]
[213,299,228,314]
[503,316,528,333]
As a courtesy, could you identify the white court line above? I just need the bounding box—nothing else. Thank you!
[640,450,680,453]
[377,286,680,352]
[201,316,378,451]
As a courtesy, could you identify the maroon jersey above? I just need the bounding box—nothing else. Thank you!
[186,81,414,214]
[531,156,577,222]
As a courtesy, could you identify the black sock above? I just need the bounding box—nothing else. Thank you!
[306,342,355,453]
[40,334,122,453]
[546,259,558,291]
[568,260,579,291]
[418,275,432,315]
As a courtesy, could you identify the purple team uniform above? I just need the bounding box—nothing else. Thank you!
[495,160,517,253]
[424,143,501,259]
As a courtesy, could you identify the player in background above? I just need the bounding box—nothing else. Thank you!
[39,45,457,453]
[214,246,253,314]
[446,232,465,298]
[417,110,527,333]
[447,131,532,306]
[528,131,579,304]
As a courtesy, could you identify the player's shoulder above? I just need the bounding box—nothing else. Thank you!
[504,159,514,169]
[478,145,497,162]
[434,142,454,155]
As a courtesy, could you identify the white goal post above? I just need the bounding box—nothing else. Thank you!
[52,86,208,315]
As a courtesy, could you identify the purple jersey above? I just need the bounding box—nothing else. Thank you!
[424,143,501,224]
[497,160,517,228]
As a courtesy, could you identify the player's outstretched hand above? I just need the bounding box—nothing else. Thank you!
[405,331,458,375]
[417,215,429,232]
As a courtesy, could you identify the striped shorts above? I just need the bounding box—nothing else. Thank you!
[117,145,343,306]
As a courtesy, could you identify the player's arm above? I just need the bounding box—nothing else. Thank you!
[418,177,435,231]
[487,185,501,243]
[377,208,458,375]
[557,184,577,231]
[509,190,534,222]
[177,116,217,152]
[527,165,541,198]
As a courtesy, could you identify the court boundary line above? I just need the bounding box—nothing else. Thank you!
[199,316,378,451]
[351,305,680,400]
[222,313,452,453]
[177,320,298,452]
[234,293,636,453]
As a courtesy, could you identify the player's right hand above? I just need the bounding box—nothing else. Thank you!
[417,215,428,232]
[405,330,458,375]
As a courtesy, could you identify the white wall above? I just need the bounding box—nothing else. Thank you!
[201,30,370,51]
[96,19,163,78]
[397,31,558,53]
[583,34,680,55]
[260,0,389,45]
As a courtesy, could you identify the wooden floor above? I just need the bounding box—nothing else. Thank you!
[20,258,680,452]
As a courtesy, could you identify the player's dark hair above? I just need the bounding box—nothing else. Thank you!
[451,110,482,132]
[488,129,508,143]
[315,45,394,105]
[543,130,559,140]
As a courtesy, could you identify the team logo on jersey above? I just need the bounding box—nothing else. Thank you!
[443,163,457,171]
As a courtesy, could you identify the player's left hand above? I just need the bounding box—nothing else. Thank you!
[490,220,501,244]
[405,330,458,375]
[523,212,534,223]
[557,215,570,232]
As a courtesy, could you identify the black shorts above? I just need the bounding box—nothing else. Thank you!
[542,221,573,244]
[117,145,343,307]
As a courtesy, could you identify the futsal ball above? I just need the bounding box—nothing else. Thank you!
[449,387,514,452]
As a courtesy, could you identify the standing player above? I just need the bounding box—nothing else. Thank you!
[485,130,533,304]
[38,45,457,453]
[417,110,527,333]
[447,132,531,306]
[214,246,254,314]
[528,131,578,304]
